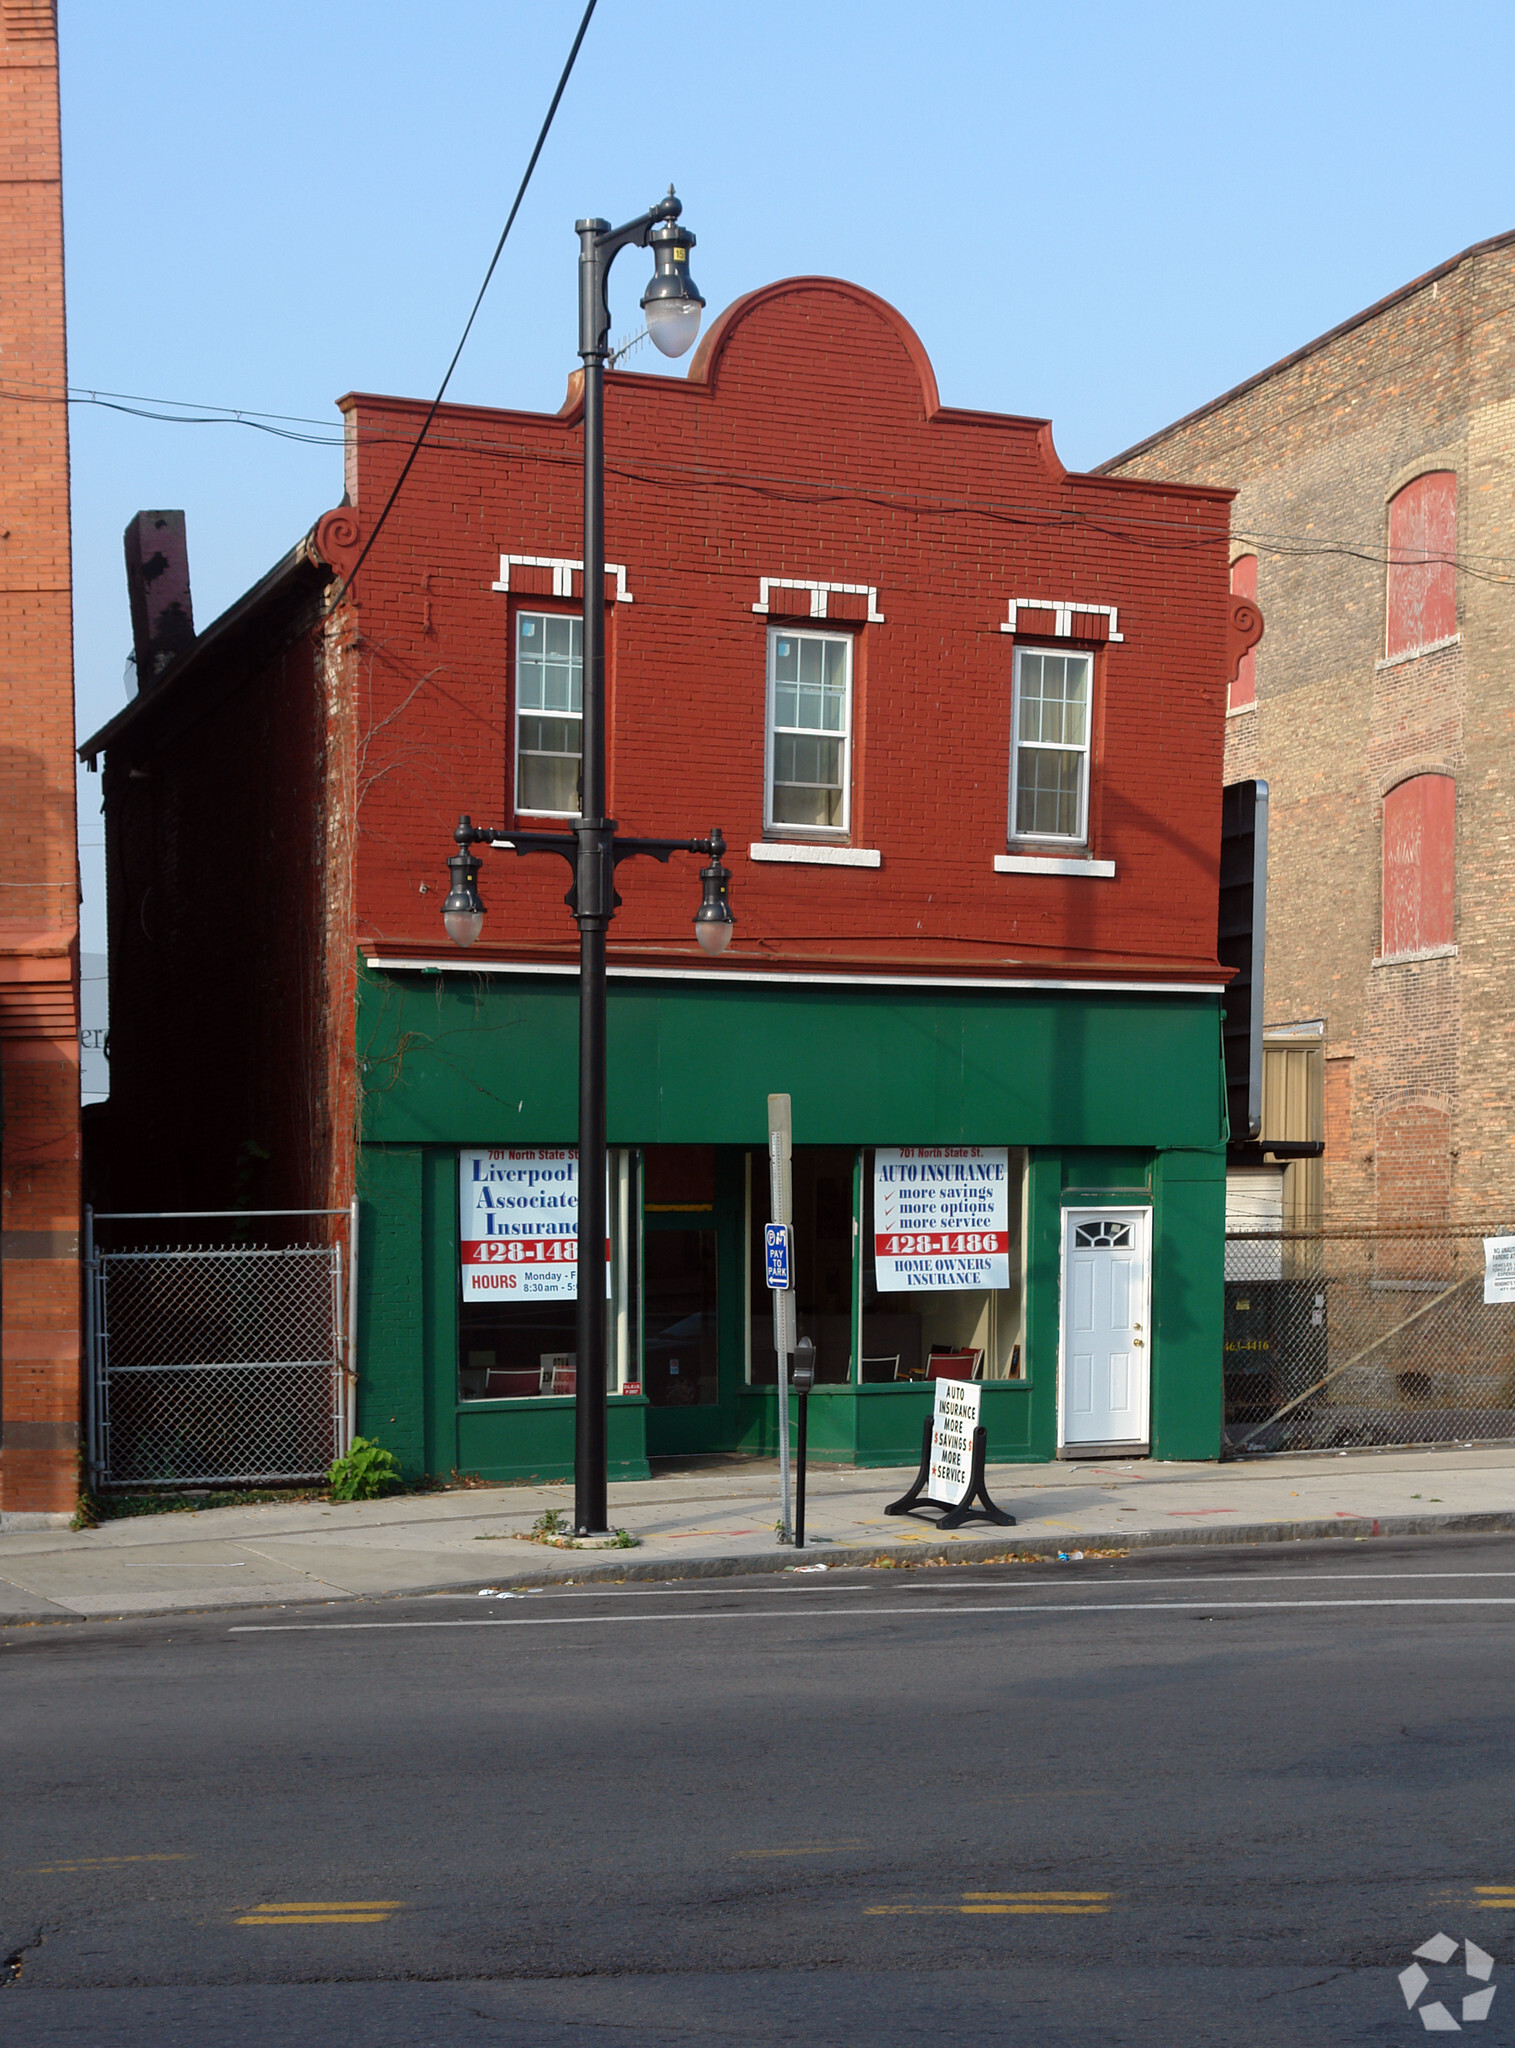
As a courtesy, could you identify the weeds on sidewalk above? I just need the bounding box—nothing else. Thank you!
[327,1436,403,1501]
[511,1509,642,1552]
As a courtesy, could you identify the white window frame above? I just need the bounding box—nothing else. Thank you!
[764,625,853,840]
[513,609,583,820]
[1008,644,1093,847]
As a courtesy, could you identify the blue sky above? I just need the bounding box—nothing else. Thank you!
[62,0,1515,950]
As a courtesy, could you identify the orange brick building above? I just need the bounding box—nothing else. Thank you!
[0,0,81,1524]
[1103,231,1515,1238]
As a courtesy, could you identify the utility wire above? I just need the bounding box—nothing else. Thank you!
[331,0,600,603]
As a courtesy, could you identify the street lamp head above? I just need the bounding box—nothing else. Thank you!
[641,208,705,358]
[443,824,486,947]
[694,830,735,956]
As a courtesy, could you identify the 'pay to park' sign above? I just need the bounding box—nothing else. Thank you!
[928,1377,982,1506]
[873,1146,1010,1291]
[459,1148,608,1302]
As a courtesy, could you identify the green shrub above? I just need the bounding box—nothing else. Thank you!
[327,1436,403,1501]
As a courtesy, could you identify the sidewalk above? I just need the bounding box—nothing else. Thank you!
[5,1443,1515,1624]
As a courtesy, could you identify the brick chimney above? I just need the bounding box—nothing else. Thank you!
[124,510,195,685]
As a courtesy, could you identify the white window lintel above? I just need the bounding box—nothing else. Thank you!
[753,577,884,623]
[999,598,1123,642]
[493,554,633,602]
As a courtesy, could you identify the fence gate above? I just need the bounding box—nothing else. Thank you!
[1224,1226,1515,1456]
[86,1205,357,1489]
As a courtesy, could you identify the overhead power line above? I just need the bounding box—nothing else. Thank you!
[330,0,600,602]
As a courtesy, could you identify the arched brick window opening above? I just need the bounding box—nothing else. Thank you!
[1386,472,1456,660]
[1382,773,1455,959]
[1229,555,1258,709]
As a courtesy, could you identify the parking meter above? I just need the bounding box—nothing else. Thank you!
[791,1336,816,1394]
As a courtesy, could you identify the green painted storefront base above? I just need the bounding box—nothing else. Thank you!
[354,965,1228,1482]
[734,1383,1033,1466]
[455,1395,653,1485]
[445,1383,1035,1485]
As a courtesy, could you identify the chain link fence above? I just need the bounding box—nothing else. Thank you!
[86,1208,355,1489]
[1224,1227,1515,1456]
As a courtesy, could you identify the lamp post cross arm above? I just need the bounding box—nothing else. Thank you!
[578,191,685,360]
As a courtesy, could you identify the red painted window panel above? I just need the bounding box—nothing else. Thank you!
[1382,773,1455,958]
[1229,555,1258,709]
[1386,472,1456,660]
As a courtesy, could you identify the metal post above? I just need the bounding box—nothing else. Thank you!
[346,1195,360,1456]
[768,1093,794,1540]
[574,224,613,1536]
[82,1203,97,1491]
[795,1387,808,1549]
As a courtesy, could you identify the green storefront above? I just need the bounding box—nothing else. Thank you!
[354,962,1226,1480]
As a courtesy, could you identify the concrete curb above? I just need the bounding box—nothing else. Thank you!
[6,1507,1515,1626]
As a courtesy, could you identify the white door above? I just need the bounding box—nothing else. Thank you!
[1060,1209,1150,1450]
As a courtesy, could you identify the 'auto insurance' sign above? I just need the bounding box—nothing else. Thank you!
[874,1146,1010,1291]
[460,1148,584,1301]
[928,1377,981,1505]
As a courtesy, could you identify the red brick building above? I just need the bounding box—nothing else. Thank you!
[1103,231,1515,1238]
[1,0,80,1525]
[83,275,1257,1478]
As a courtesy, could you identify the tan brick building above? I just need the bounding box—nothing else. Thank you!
[0,0,81,1523]
[1102,230,1515,1237]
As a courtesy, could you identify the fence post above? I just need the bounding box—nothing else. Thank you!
[82,1204,97,1491]
[346,1197,359,1457]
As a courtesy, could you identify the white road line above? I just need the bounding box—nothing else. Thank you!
[230,1597,1515,1633]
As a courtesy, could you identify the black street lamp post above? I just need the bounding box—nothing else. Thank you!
[441,190,730,1535]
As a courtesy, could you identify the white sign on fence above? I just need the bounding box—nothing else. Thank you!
[873,1146,1010,1291]
[460,1148,606,1302]
[927,1376,982,1505]
[1484,1236,1515,1305]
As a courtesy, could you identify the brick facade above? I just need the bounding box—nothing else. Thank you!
[1103,232,1515,1232]
[337,278,1239,983]
[88,278,1246,1195]
[0,0,81,1522]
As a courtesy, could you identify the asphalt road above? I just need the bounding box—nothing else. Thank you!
[6,1533,1515,2046]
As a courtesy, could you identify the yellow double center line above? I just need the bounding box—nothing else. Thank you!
[235,1902,404,1926]
[868,1891,1111,1916]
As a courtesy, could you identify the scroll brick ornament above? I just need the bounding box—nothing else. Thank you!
[313,507,364,580]
[1227,591,1264,683]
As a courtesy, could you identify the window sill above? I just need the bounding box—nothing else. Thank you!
[1376,632,1461,672]
[749,842,882,868]
[995,853,1116,879]
[1372,943,1458,968]
[1227,698,1257,718]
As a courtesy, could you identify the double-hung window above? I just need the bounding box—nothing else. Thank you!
[1009,647,1091,843]
[515,612,582,816]
[766,628,852,834]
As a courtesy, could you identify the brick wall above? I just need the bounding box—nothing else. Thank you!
[97,570,345,1220]
[0,0,80,1519]
[335,278,1239,984]
[1104,234,1515,1230]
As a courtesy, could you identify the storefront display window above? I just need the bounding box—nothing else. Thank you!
[458,1148,637,1400]
[746,1144,1027,1384]
[860,1146,1025,1380]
